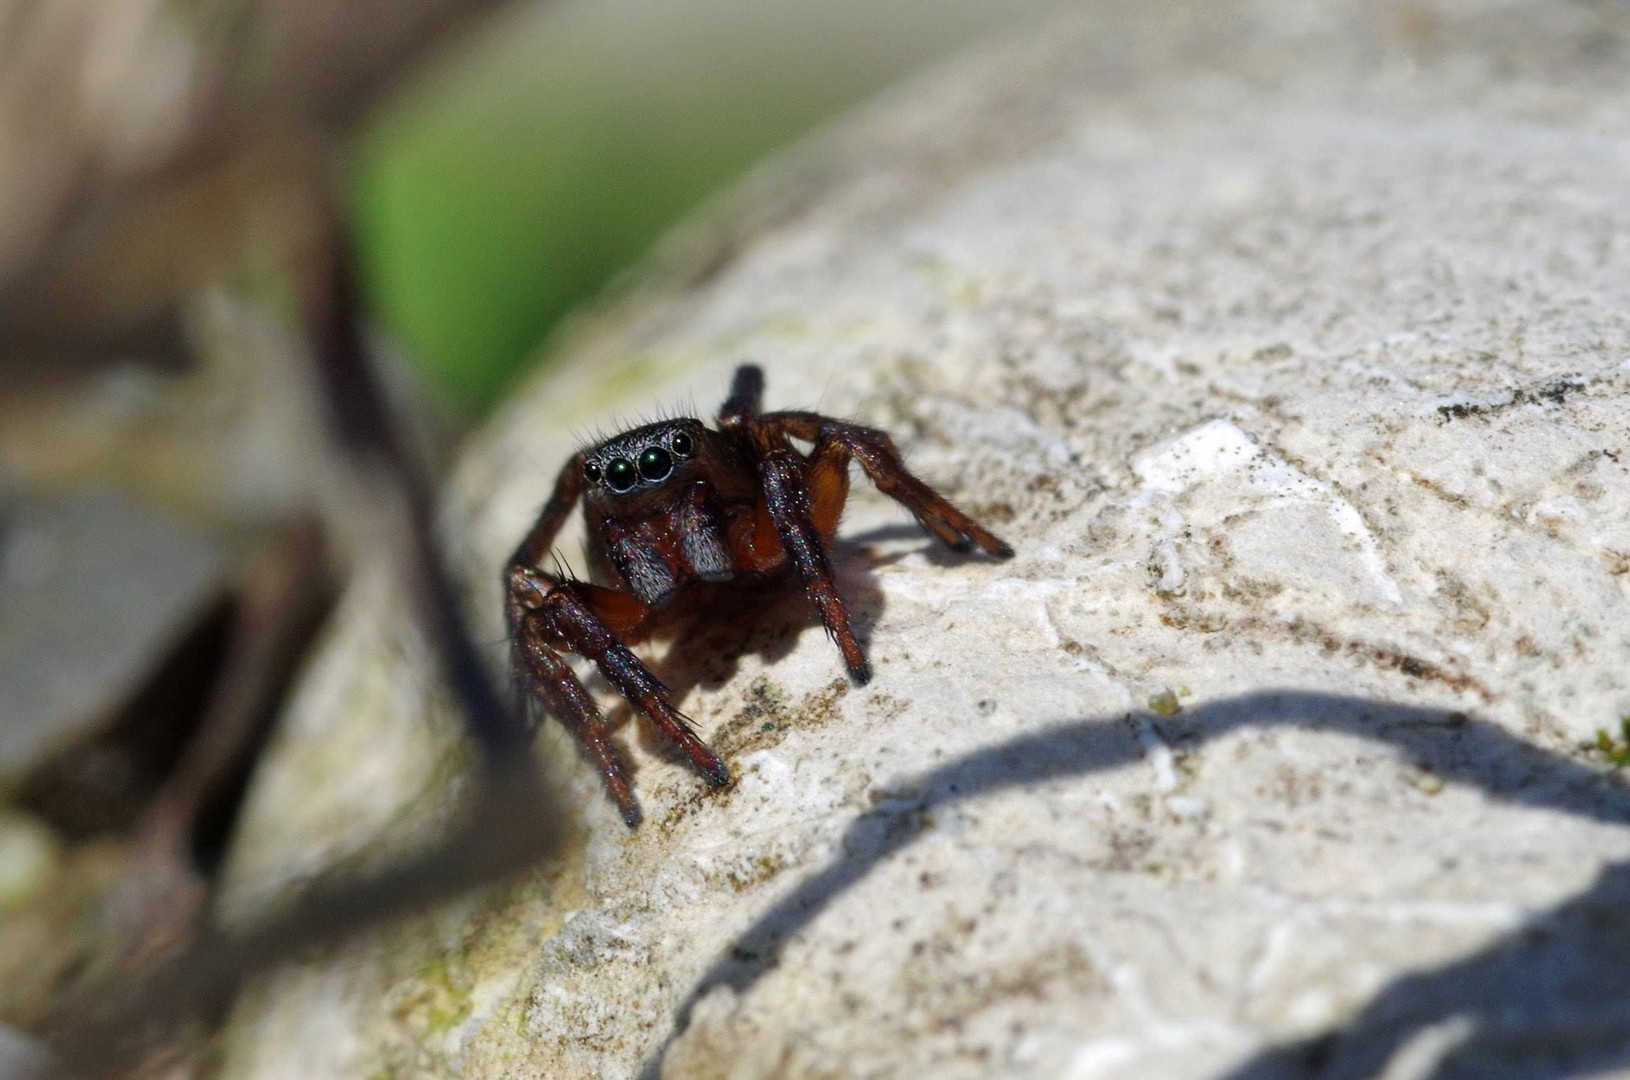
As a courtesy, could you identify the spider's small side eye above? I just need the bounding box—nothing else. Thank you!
[669,431,695,457]
[583,460,602,483]
[606,458,637,491]
[638,446,673,481]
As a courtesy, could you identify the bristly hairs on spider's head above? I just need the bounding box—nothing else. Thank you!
[626,390,702,430]
[571,419,613,456]
[575,392,710,458]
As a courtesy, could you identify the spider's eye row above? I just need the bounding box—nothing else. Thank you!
[605,458,638,492]
[638,446,674,482]
[669,431,695,457]
[583,460,602,483]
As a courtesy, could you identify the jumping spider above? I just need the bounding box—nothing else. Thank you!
[506,365,1012,825]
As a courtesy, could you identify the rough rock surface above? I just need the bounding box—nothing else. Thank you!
[218,2,1630,1077]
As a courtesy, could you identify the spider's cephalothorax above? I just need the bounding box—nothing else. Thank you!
[506,365,1012,825]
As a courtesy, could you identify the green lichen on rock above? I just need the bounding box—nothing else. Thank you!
[712,677,850,758]
[1147,689,1182,717]
[1593,718,1630,769]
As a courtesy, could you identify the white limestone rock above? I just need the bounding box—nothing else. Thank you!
[218,2,1630,1078]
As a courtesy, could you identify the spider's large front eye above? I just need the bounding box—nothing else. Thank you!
[605,458,637,492]
[668,431,695,457]
[638,446,673,482]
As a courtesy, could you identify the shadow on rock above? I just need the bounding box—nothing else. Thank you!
[602,537,890,770]
[637,690,1630,1079]
[1212,861,1630,1079]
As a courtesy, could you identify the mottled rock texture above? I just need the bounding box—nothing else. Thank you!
[219,2,1630,1077]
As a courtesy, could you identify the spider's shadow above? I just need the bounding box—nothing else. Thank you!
[597,537,908,768]
[844,521,984,568]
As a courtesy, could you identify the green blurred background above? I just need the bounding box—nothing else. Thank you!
[351,0,1066,416]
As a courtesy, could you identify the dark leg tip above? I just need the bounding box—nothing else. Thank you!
[621,804,644,828]
[702,759,732,787]
[849,661,873,686]
[988,538,1015,560]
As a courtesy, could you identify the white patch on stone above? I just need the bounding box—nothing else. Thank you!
[1131,419,1262,493]
[1132,419,1403,607]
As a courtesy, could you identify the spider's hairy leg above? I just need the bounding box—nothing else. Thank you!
[559,585,731,786]
[717,363,765,427]
[754,446,872,685]
[761,411,1014,558]
[513,625,640,825]
[517,570,731,800]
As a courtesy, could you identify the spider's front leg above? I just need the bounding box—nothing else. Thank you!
[511,612,637,822]
[508,565,729,826]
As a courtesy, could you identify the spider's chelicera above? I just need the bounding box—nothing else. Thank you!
[506,365,1012,825]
